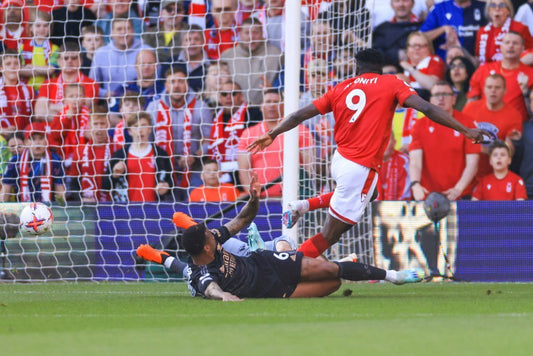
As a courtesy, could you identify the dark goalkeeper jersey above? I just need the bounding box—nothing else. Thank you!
[186,226,302,298]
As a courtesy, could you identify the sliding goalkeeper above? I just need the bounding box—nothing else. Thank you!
[137,175,424,300]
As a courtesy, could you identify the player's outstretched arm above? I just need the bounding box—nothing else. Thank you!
[224,173,261,236]
[403,95,488,143]
[247,104,320,153]
[205,282,243,302]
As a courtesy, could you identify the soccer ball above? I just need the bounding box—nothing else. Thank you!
[19,203,53,235]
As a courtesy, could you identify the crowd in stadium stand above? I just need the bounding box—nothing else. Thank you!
[0,0,532,204]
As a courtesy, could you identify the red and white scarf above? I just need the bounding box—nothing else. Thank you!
[208,103,246,163]
[155,97,196,158]
[0,77,32,129]
[80,141,112,202]
[315,115,333,159]
[113,119,126,147]
[478,17,512,65]
[55,72,82,102]
[19,148,53,202]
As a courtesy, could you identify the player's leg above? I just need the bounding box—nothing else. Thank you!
[290,279,341,298]
[282,192,334,228]
[298,152,378,258]
[299,256,425,285]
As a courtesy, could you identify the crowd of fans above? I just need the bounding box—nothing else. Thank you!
[0,0,532,205]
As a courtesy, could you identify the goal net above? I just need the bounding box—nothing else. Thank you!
[0,0,373,282]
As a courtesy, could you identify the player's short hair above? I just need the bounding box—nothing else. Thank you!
[263,88,283,100]
[488,140,510,156]
[485,73,506,88]
[355,48,384,74]
[202,157,219,167]
[182,223,207,256]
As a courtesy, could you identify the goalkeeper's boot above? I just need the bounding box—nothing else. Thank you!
[282,200,309,229]
[247,222,265,252]
[136,244,169,264]
[393,268,425,285]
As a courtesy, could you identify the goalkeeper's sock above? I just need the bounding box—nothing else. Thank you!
[334,261,386,281]
[163,256,188,273]
[308,192,333,211]
[297,233,330,258]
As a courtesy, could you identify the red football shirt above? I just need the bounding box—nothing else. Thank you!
[409,110,480,196]
[406,55,446,89]
[72,142,112,202]
[127,147,157,202]
[467,61,533,122]
[462,100,523,178]
[204,27,237,60]
[473,171,527,200]
[476,20,533,65]
[313,73,417,171]
[0,83,33,130]
[38,73,99,103]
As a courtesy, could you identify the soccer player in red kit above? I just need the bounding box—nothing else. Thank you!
[248,48,488,259]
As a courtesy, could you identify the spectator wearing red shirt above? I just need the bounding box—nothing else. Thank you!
[71,106,116,202]
[248,49,486,259]
[377,134,411,201]
[472,140,527,200]
[189,158,240,202]
[410,82,480,201]
[103,112,173,202]
[36,42,99,122]
[0,50,33,136]
[468,31,533,122]
[237,89,315,198]
[205,0,238,60]
[47,83,91,178]
[0,0,28,51]
[462,73,522,178]
[476,0,533,65]
[400,31,446,99]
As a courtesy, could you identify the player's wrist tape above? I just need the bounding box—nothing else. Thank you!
[409,181,420,189]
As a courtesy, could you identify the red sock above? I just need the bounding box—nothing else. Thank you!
[297,233,331,258]
[307,192,334,211]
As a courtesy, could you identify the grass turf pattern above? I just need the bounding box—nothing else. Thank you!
[1,282,532,355]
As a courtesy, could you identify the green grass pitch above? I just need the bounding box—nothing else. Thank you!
[1,282,532,356]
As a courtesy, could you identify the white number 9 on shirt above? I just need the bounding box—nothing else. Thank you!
[346,89,367,123]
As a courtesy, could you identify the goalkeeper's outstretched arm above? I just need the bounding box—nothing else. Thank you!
[224,173,261,236]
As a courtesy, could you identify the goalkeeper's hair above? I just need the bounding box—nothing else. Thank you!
[182,223,207,256]
[355,48,384,74]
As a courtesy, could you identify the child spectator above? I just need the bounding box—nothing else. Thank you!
[47,83,91,167]
[202,61,231,107]
[36,42,99,122]
[6,131,23,157]
[1,122,65,203]
[80,25,104,77]
[19,9,59,92]
[0,0,29,50]
[103,112,173,202]
[472,141,527,200]
[111,91,145,147]
[189,158,240,202]
[51,0,97,47]
[0,50,34,136]
[71,106,116,202]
